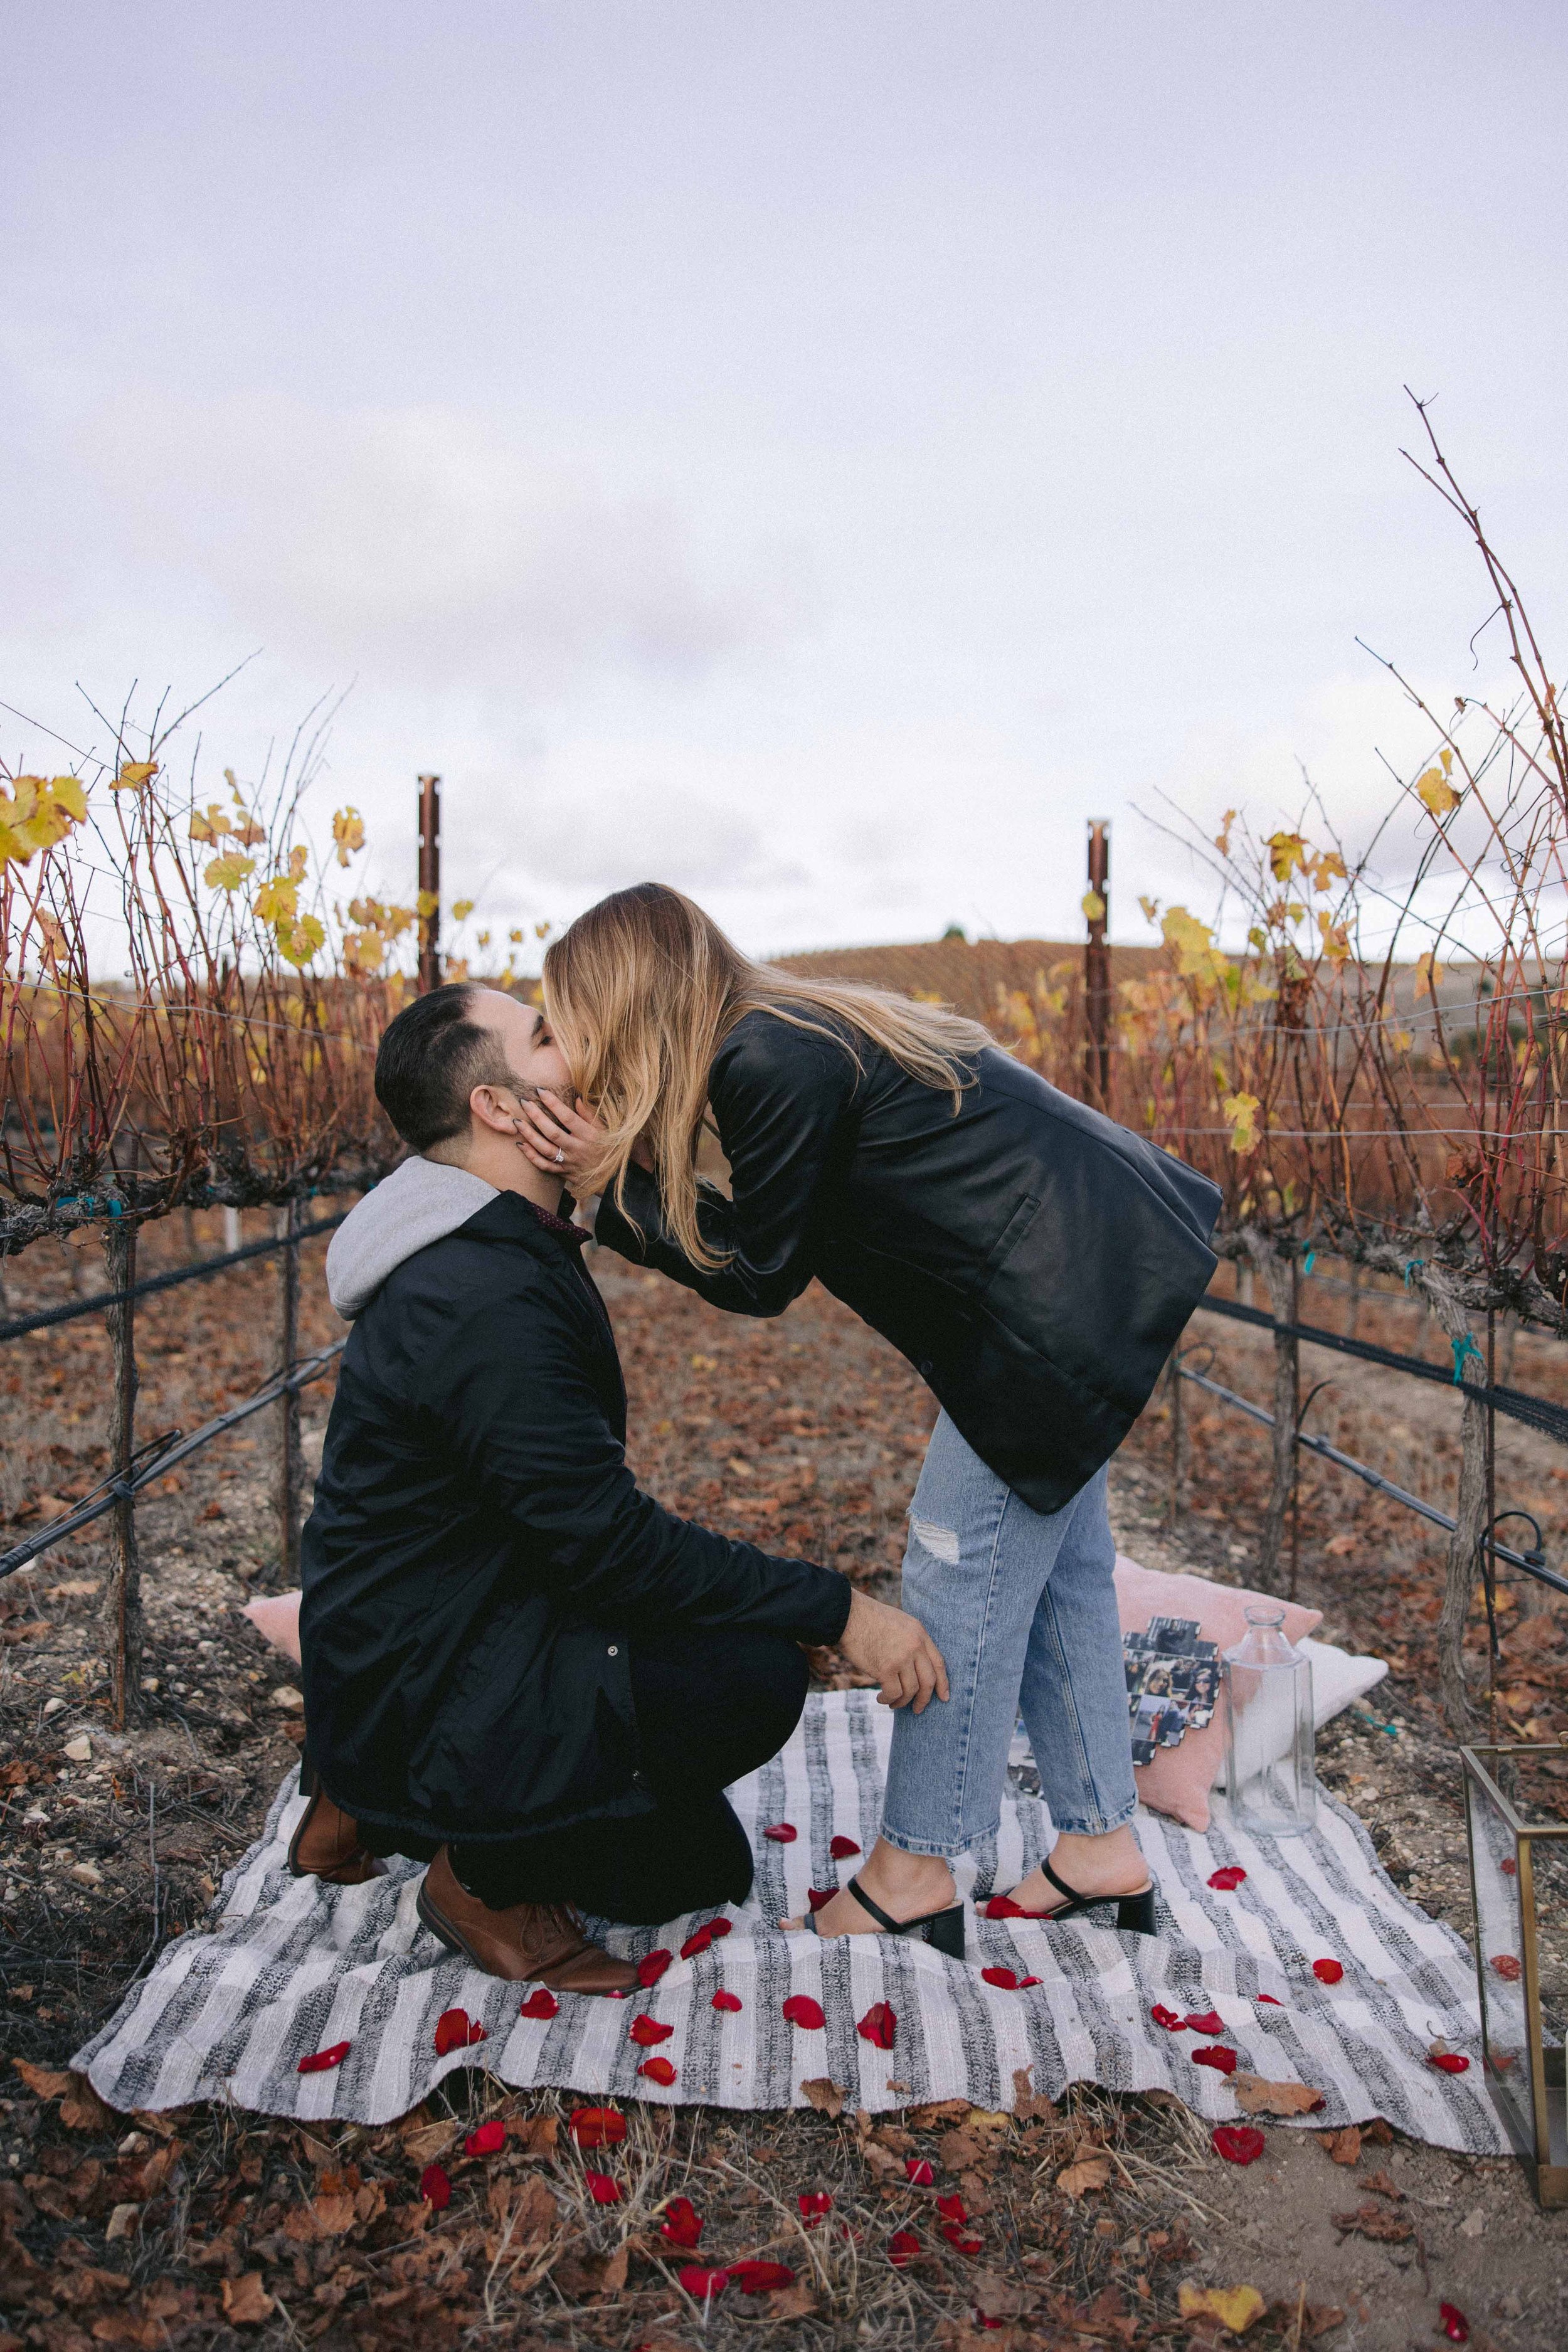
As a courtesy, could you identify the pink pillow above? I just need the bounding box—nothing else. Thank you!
[243,1589,302,1666]
[1113,1557,1321,1832]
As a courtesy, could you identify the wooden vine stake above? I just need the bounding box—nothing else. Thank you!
[1251,1234,1298,1589]
[100,1220,142,1726]
[1425,1273,1488,1737]
[275,1199,302,1584]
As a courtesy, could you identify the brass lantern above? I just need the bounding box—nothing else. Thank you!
[1461,1742,1568,2207]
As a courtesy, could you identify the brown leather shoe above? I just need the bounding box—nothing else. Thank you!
[416,1846,638,1993]
[287,1779,384,1886]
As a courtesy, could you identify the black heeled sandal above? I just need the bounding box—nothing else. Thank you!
[808,1872,966,1961]
[1013,1853,1160,1937]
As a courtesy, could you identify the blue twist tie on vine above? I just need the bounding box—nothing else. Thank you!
[1451,1333,1483,1385]
[1404,1258,1424,1290]
[1303,1250,1316,1276]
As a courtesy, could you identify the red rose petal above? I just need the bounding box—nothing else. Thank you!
[419,2163,451,2210]
[712,1989,743,2011]
[783,1994,826,2029]
[936,2193,967,2223]
[1429,2051,1471,2074]
[297,2040,351,2074]
[660,2195,704,2248]
[433,2006,487,2055]
[1208,1867,1248,1891]
[1258,1993,1284,2006]
[1491,1953,1523,1981]
[1501,1857,1518,1877]
[630,2013,675,2046]
[637,1949,672,1989]
[638,2056,677,2086]
[519,1988,559,2020]
[888,2230,921,2268]
[585,2168,622,2205]
[708,1917,732,1939]
[807,1887,836,1912]
[982,1895,1047,1919]
[857,2000,897,2050]
[830,1835,862,1858]
[1439,2304,1470,2343]
[1311,1958,1345,1986]
[763,1822,798,1843]
[1211,2124,1266,2165]
[1184,2009,1225,2035]
[679,2265,730,2300]
[945,2228,983,2255]
[1018,1974,1041,1988]
[799,2190,833,2224]
[729,2260,794,2294]
[980,1966,1020,1991]
[1192,2043,1239,2075]
[680,1926,714,1960]
[1150,2004,1185,2032]
[569,2106,627,2148]
[465,2119,506,2156]
[906,2156,935,2185]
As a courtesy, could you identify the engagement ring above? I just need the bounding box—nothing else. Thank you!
[554,1148,564,1164]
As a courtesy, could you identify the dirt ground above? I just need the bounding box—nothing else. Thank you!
[2,1222,1565,2351]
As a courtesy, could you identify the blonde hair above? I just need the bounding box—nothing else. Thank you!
[543,883,991,1270]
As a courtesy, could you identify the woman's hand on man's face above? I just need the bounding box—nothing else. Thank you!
[839,1591,950,1714]
[513,1090,607,1184]
[514,1091,655,1182]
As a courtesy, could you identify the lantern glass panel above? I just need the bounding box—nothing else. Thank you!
[1462,1744,1568,2209]
[1466,1761,1531,2139]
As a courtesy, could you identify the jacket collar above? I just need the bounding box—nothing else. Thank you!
[461,1189,590,1257]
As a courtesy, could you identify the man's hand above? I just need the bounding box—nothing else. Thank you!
[838,1591,950,1714]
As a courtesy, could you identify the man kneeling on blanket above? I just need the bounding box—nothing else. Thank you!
[294,984,948,1993]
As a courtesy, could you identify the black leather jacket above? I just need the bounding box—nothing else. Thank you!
[596,1012,1221,1515]
[300,1193,849,1845]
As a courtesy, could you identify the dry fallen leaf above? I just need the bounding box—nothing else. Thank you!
[1333,2202,1413,2244]
[506,2114,558,2155]
[60,2080,115,2133]
[766,2279,817,2320]
[1231,2073,1326,2117]
[1056,2156,1111,2198]
[801,2077,845,2118]
[972,2269,1025,2320]
[221,2273,275,2328]
[11,2059,73,2099]
[1315,2126,1362,2166]
[1012,2065,1055,2121]
[1179,2281,1267,2336]
[910,2097,973,2129]
[400,2119,460,2164]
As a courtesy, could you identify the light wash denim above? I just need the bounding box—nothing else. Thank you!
[881,1411,1136,1857]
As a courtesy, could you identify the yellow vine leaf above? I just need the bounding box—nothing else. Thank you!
[1306,848,1347,891]
[111,760,158,792]
[275,914,325,969]
[1266,831,1306,884]
[0,776,89,867]
[1214,808,1237,858]
[1416,764,1460,818]
[416,890,440,920]
[509,927,524,944]
[331,806,366,867]
[451,898,475,922]
[1138,894,1160,926]
[1178,2284,1266,2336]
[1223,1092,1261,1155]
[1081,890,1106,924]
[255,876,299,926]
[48,776,88,820]
[1162,906,1231,990]
[204,852,255,892]
[231,818,267,849]
[1415,950,1444,998]
[534,920,552,938]
[189,803,232,844]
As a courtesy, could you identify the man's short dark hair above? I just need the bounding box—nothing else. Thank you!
[374,984,518,1152]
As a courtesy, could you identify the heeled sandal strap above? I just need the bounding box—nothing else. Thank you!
[808,1875,955,1939]
[1039,1852,1086,1909]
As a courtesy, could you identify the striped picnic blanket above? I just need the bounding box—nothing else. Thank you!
[74,1690,1507,2151]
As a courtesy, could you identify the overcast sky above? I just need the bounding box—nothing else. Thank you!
[4,2,1566,962]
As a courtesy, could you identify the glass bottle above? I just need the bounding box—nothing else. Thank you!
[1222,1606,1316,1836]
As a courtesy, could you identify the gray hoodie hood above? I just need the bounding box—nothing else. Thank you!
[326,1156,499,1320]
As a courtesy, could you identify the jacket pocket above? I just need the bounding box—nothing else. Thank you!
[973,1193,1041,1300]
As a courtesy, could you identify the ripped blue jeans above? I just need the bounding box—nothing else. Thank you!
[881,1412,1136,1857]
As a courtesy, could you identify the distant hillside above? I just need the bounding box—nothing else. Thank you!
[771,935,1163,1025]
